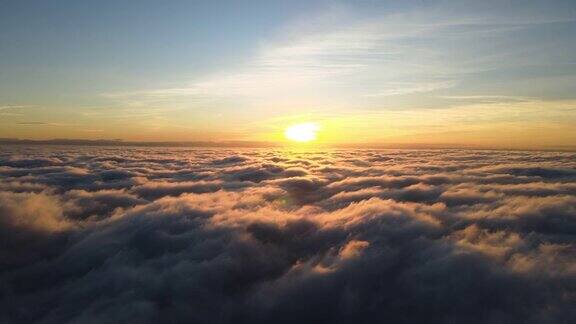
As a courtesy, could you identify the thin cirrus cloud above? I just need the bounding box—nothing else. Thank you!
[0,146,575,323]
[0,1,574,145]
[17,122,52,125]
[104,12,456,103]
[93,1,576,148]
[103,3,575,108]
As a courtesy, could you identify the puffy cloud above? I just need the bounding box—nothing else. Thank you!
[0,191,71,268]
[0,147,575,323]
[131,180,225,200]
[62,189,147,221]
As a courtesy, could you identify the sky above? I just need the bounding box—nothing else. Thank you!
[0,0,575,149]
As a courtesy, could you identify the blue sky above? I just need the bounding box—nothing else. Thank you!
[0,0,575,148]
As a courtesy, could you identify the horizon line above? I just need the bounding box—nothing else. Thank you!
[0,138,575,152]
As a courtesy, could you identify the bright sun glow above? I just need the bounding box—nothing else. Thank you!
[284,122,320,142]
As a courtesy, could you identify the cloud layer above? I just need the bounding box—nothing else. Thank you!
[1,146,575,323]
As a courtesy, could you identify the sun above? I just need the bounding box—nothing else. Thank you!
[284,122,320,143]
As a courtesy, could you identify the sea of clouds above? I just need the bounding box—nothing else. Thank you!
[1,145,575,324]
